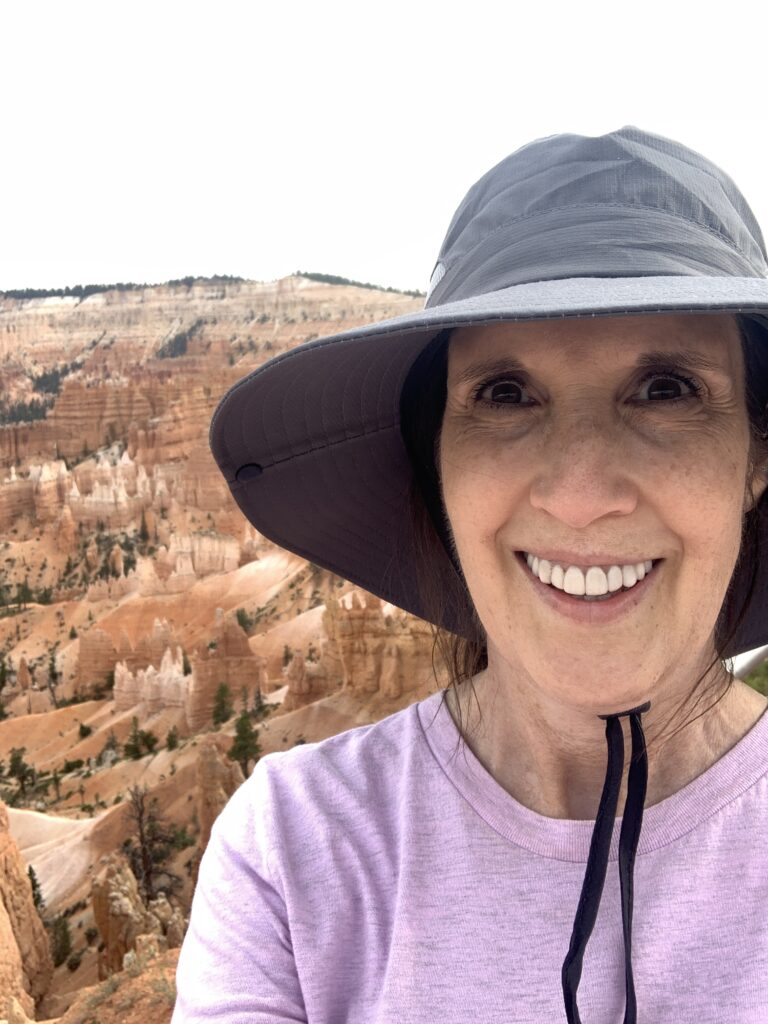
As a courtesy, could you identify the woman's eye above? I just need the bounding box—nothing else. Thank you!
[475,378,528,406]
[636,371,702,402]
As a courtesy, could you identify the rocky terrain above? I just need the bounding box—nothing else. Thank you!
[0,275,447,1021]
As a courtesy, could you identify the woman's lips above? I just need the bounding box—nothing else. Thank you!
[515,550,663,625]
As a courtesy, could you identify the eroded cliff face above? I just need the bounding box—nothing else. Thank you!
[0,801,53,1017]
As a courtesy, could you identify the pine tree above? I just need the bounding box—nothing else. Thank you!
[123,716,143,759]
[50,914,72,967]
[212,683,234,727]
[138,728,158,754]
[227,710,262,776]
[9,747,32,795]
[28,865,45,912]
[252,687,270,721]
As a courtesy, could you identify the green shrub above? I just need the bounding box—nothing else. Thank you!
[50,914,72,966]
[66,949,83,971]
[170,825,195,850]
[139,729,158,754]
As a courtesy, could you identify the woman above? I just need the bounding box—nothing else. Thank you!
[173,127,768,1022]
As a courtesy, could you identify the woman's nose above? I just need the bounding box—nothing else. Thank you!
[527,408,638,530]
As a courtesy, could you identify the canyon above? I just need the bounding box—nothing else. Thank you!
[0,276,449,1021]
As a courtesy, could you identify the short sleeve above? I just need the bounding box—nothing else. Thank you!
[171,756,307,1023]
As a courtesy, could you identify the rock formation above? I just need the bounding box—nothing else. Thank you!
[112,613,268,730]
[191,740,244,887]
[320,591,440,697]
[54,504,77,553]
[15,658,31,693]
[76,628,118,696]
[185,611,268,731]
[113,647,188,714]
[274,591,443,711]
[90,852,187,980]
[115,617,182,675]
[0,802,53,1017]
[281,645,336,712]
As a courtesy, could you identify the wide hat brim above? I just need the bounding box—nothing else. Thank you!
[210,274,768,661]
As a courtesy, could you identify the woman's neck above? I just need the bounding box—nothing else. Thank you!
[445,668,768,821]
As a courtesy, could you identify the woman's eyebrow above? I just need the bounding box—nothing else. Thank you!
[453,348,731,387]
[453,356,527,388]
[635,349,730,378]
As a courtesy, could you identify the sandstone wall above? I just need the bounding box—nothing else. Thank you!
[0,802,53,1016]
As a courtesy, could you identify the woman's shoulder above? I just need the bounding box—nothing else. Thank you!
[254,690,444,797]
[216,690,448,848]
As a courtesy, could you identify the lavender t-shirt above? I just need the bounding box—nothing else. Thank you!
[172,688,768,1023]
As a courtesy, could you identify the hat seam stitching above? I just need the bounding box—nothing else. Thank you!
[232,420,399,475]
[439,202,765,280]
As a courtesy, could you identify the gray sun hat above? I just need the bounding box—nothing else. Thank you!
[210,127,768,1023]
[210,124,768,661]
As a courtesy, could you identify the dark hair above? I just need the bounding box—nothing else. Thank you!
[400,315,768,759]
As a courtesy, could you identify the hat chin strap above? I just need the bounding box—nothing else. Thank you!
[561,700,651,1023]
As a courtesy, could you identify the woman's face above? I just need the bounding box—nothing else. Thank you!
[439,313,768,707]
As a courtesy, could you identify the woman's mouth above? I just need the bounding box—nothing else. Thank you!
[515,551,664,623]
[520,552,659,598]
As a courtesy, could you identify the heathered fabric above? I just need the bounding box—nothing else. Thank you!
[172,689,768,1023]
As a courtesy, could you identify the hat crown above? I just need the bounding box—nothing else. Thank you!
[427,126,768,306]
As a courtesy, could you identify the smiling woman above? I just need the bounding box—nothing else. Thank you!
[177,128,768,1024]
[403,313,768,811]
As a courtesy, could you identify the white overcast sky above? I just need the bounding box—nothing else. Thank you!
[2,0,766,294]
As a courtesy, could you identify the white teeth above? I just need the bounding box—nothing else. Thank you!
[584,566,608,596]
[524,552,657,595]
[622,564,638,587]
[563,566,586,596]
[606,566,624,593]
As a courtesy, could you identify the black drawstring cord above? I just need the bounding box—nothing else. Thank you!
[561,700,651,1023]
